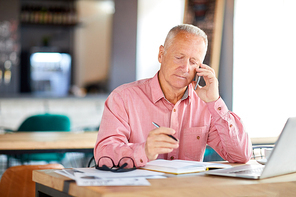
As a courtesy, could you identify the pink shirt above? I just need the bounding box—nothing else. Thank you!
[94,73,252,167]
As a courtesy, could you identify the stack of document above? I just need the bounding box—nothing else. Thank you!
[55,168,165,186]
[55,159,232,186]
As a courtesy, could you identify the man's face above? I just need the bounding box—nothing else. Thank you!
[158,32,207,92]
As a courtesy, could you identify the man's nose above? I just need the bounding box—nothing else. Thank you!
[182,59,190,73]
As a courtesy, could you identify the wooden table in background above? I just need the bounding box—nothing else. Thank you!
[0,131,98,168]
[251,137,277,145]
[33,160,296,197]
[0,131,98,155]
[0,131,277,154]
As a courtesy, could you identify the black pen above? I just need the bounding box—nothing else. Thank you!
[152,122,178,141]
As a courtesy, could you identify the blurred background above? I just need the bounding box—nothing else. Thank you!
[1,0,296,176]
[0,0,188,97]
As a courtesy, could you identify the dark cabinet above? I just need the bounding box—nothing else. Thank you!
[0,0,20,95]
[0,0,78,96]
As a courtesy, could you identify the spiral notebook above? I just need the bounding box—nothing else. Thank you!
[141,159,231,175]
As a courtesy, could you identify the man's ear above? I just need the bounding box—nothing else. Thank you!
[158,45,164,63]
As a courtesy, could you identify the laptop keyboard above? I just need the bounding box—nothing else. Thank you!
[228,166,264,175]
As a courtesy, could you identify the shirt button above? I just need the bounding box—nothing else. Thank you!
[218,107,222,110]
[140,159,143,163]
[170,156,174,160]
[230,124,233,128]
[173,109,176,112]
[197,136,200,140]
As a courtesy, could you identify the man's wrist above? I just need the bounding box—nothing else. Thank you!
[206,97,229,119]
[205,95,220,103]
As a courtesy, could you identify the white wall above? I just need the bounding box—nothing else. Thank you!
[74,0,114,88]
[233,0,296,137]
[0,96,107,131]
[136,0,185,80]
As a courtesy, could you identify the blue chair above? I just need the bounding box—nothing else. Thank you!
[12,113,71,164]
[18,113,70,132]
[203,146,224,162]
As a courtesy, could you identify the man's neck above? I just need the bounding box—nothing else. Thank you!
[162,86,187,105]
[157,71,188,105]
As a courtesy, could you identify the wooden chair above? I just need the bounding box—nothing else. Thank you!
[0,163,64,197]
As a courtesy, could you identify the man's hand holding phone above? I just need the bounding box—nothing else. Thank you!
[193,64,219,103]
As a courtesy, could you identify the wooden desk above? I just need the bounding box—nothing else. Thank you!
[0,131,98,154]
[33,161,296,197]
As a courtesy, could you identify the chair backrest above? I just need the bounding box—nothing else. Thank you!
[18,113,71,132]
[0,163,64,197]
[252,145,275,160]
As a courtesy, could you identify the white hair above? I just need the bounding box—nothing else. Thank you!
[164,24,208,51]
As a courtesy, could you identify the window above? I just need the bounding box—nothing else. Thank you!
[136,0,185,80]
[233,0,296,137]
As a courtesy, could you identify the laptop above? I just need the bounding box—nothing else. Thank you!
[206,117,296,179]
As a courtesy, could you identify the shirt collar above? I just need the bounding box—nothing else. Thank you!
[150,72,193,104]
[151,72,165,103]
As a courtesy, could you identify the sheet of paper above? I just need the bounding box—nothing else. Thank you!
[55,169,78,179]
[55,168,166,187]
[74,173,151,186]
[72,168,165,179]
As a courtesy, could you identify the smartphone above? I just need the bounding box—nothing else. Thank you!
[194,73,200,90]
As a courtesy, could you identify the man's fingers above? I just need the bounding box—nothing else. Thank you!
[149,127,178,142]
[152,140,179,148]
[151,127,176,136]
[149,132,179,144]
[197,64,215,77]
[145,128,179,161]
[147,142,178,156]
[197,67,214,78]
[153,147,174,154]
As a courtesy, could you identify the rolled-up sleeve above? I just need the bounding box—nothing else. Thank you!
[206,98,252,163]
